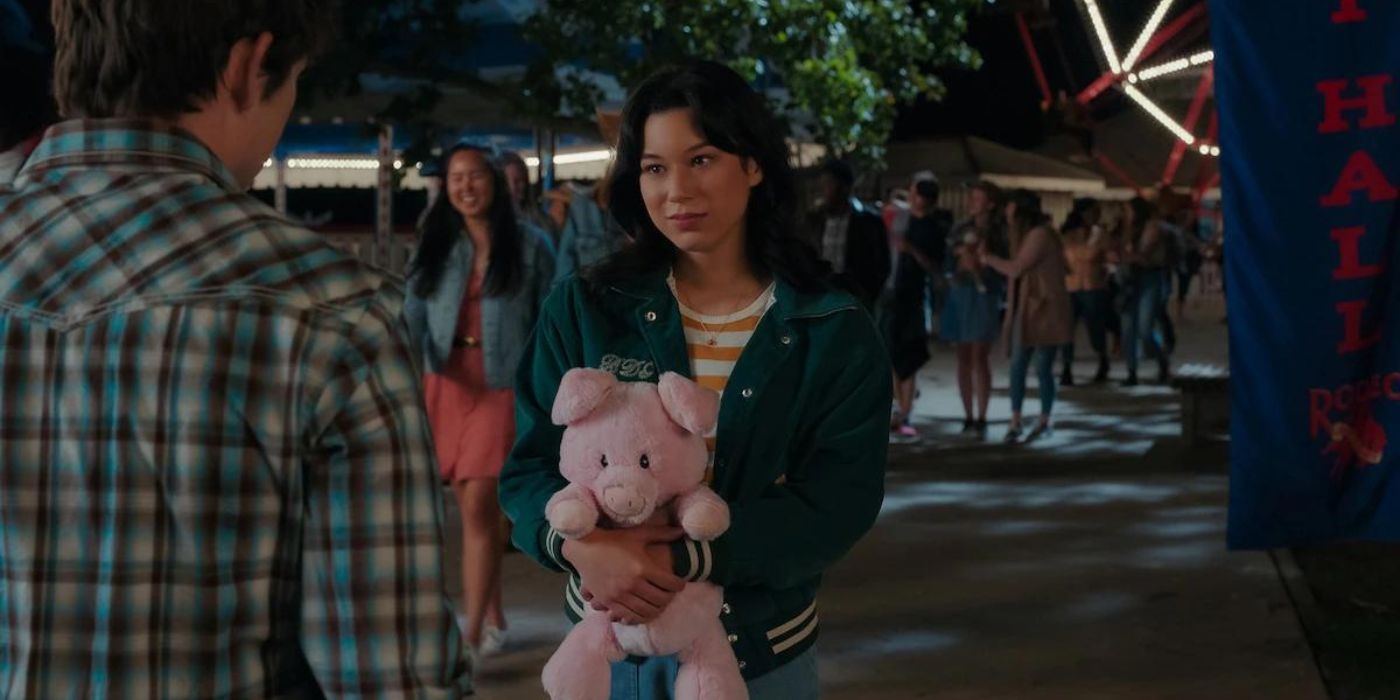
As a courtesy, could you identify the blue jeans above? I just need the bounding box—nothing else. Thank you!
[1062,289,1109,373]
[1120,269,1169,375]
[1009,345,1057,416]
[609,648,819,700]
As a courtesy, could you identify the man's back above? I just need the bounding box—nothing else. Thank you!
[0,120,469,698]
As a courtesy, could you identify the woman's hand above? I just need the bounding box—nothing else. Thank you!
[563,525,686,624]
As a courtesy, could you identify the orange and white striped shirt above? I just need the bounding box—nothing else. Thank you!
[668,275,777,478]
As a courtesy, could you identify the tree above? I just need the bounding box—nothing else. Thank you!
[520,0,984,167]
[297,0,485,164]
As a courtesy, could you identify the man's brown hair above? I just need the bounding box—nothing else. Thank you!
[51,0,335,119]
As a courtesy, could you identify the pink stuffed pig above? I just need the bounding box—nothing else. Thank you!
[541,368,748,700]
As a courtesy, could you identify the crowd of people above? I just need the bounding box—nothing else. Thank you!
[0,2,1226,698]
[874,176,1217,445]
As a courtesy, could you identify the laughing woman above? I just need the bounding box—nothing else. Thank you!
[403,143,555,665]
[500,61,891,699]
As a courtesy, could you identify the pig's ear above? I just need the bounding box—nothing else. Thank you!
[656,372,720,435]
[552,368,619,426]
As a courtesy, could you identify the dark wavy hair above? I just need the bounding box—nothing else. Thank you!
[585,60,831,292]
[409,143,524,298]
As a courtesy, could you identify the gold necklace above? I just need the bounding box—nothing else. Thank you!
[676,282,752,347]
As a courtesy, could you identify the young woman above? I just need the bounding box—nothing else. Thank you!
[982,189,1072,443]
[500,61,890,699]
[402,144,555,663]
[1114,196,1171,386]
[941,181,1003,439]
[499,150,560,245]
[1060,197,1111,385]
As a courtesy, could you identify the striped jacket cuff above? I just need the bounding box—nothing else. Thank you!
[766,601,820,656]
[670,538,716,582]
[538,523,577,574]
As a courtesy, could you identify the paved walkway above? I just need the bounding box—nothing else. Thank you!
[448,303,1329,699]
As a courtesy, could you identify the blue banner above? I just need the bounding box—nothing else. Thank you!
[1219,0,1400,547]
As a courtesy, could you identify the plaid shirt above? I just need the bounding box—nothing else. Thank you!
[0,120,471,698]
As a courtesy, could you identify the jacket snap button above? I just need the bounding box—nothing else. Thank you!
[644,311,658,322]
[722,603,732,615]
[741,388,753,398]
[780,335,792,345]
[738,660,747,670]
[727,633,739,643]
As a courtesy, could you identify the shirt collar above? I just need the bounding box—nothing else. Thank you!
[18,118,243,192]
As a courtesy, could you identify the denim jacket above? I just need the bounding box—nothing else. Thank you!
[403,224,555,388]
[554,187,627,284]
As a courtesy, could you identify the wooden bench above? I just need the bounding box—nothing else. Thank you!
[1171,363,1230,446]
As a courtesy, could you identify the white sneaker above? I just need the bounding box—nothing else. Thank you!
[464,642,480,675]
[480,625,508,656]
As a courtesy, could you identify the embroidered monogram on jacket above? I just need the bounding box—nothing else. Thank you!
[599,353,656,379]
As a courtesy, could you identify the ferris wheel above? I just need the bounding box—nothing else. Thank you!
[1013,0,1219,200]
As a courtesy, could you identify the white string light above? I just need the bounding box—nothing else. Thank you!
[1082,0,1122,74]
[283,158,381,170]
[525,149,615,168]
[553,149,614,165]
[1132,50,1214,83]
[1135,57,1190,82]
[264,150,615,173]
[1123,84,1197,145]
[1122,0,1175,72]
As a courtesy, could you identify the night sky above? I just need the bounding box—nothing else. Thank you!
[895,0,1149,150]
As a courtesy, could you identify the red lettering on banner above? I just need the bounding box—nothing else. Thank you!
[1317,76,1395,134]
[1386,373,1400,401]
[1312,389,1335,437]
[1331,226,1385,280]
[1337,385,1356,412]
[1337,300,1382,353]
[1332,0,1367,23]
[1321,150,1399,207]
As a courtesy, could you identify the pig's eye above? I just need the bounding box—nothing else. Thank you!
[600,455,609,468]
[639,454,650,470]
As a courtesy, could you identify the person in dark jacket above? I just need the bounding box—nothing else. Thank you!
[500,60,890,699]
[803,158,891,309]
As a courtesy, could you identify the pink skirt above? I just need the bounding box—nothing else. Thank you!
[423,275,515,482]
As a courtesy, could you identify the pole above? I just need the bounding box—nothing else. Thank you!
[274,156,288,215]
[375,124,394,267]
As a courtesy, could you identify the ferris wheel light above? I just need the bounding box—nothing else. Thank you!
[1210,146,1221,157]
[1122,0,1175,72]
[1136,57,1190,81]
[1124,84,1197,145]
[1081,0,1122,75]
[1134,50,1214,82]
